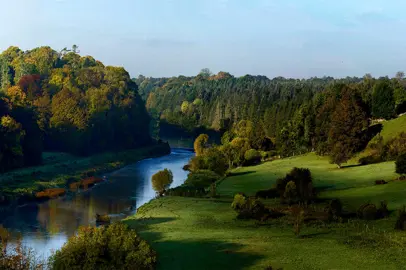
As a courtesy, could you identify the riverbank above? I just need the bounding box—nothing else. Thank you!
[124,153,406,270]
[0,142,171,213]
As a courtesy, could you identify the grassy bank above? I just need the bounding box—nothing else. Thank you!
[0,142,171,207]
[125,153,406,270]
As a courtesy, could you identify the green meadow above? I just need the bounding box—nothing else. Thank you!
[125,153,406,270]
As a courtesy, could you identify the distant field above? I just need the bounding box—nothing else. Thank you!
[126,153,406,270]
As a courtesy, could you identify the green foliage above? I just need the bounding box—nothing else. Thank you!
[0,46,153,172]
[49,223,156,270]
[395,153,406,175]
[328,86,369,167]
[372,78,395,119]
[277,167,314,203]
[151,169,173,195]
[184,170,221,189]
[284,181,298,204]
[244,149,261,165]
[194,134,209,156]
[231,193,268,220]
[189,146,228,176]
[166,186,207,197]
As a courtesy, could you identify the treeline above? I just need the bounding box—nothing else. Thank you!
[138,70,406,157]
[0,46,151,172]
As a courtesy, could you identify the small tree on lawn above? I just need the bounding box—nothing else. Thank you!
[151,169,173,196]
[396,153,406,176]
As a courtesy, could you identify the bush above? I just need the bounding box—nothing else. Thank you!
[231,193,268,220]
[255,188,279,199]
[276,167,314,203]
[325,199,342,218]
[184,170,220,189]
[244,149,261,166]
[359,155,382,165]
[166,186,207,197]
[396,153,406,175]
[395,206,406,230]
[377,201,389,219]
[50,223,156,270]
[375,180,387,185]
[357,203,377,220]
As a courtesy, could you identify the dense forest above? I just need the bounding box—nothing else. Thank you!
[0,46,152,172]
[137,69,406,159]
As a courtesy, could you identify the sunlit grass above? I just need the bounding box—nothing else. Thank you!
[126,153,406,270]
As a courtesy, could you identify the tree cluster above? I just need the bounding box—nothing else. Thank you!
[0,46,152,172]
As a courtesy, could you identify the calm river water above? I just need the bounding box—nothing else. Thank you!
[1,148,194,259]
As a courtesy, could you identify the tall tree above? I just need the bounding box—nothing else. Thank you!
[328,87,369,168]
[372,78,395,119]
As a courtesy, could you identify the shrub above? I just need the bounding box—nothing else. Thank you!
[231,193,268,220]
[284,181,297,205]
[395,206,406,230]
[396,153,406,175]
[50,223,156,270]
[326,199,342,218]
[0,226,44,270]
[231,193,248,211]
[151,169,173,196]
[375,180,387,185]
[377,201,389,219]
[255,188,279,199]
[357,203,377,220]
[166,186,207,197]
[277,167,314,203]
[359,155,382,165]
[244,149,261,166]
[184,170,220,189]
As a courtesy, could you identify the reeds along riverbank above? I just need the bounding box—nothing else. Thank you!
[0,142,171,214]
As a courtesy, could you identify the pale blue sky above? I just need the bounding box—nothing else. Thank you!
[1,0,405,78]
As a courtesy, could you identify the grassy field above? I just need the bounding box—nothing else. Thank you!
[370,114,406,144]
[125,153,406,270]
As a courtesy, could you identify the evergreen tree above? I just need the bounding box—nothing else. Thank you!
[372,78,395,119]
[328,87,369,168]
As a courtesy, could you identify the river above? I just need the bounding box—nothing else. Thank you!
[1,148,194,260]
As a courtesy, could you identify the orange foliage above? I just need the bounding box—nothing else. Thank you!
[69,177,103,191]
[35,188,66,199]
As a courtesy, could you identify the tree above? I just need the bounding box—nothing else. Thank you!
[372,79,395,119]
[396,71,405,80]
[194,134,209,156]
[396,153,406,175]
[199,68,212,77]
[151,169,173,196]
[50,223,156,270]
[328,87,369,167]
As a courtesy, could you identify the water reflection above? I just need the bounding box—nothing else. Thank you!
[0,149,193,259]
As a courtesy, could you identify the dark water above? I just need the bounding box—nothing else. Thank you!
[1,148,194,259]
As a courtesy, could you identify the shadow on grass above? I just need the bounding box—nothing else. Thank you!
[125,217,265,270]
[228,171,256,177]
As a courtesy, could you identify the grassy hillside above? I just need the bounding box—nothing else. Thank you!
[371,114,406,144]
[125,154,406,270]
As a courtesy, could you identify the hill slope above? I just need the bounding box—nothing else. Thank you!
[125,154,406,270]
